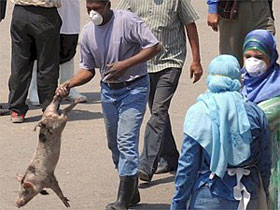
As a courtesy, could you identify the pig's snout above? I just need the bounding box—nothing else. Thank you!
[16,198,25,208]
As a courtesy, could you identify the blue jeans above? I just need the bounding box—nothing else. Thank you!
[101,76,149,176]
[189,186,258,210]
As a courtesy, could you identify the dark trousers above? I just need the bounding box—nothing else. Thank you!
[59,34,78,64]
[139,67,181,177]
[0,0,7,21]
[8,5,61,114]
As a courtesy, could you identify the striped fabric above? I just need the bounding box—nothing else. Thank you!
[258,96,280,210]
[116,0,199,73]
[11,0,61,8]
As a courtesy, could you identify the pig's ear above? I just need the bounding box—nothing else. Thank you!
[16,173,24,182]
[23,182,35,191]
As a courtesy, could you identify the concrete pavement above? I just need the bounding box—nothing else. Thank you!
[0,1,279,209]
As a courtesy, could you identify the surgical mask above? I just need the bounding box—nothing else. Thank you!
[244,57,267,77]
[89,10,103,25]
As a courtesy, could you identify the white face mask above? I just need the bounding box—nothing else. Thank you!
[89,10,103,26]
[244,57,267,77]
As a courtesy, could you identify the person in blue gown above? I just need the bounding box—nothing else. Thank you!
[242,29,280,210]
[171,55,271,210]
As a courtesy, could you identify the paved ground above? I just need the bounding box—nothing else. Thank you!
[0,1,279,210]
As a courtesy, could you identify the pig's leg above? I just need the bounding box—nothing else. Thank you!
[62,100,79,116]
[49,175,70,207]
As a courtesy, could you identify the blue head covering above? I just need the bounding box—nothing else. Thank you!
[184,55,252,178]
[242,29,280,104]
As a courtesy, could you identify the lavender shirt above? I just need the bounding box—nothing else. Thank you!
[79,10,159,82]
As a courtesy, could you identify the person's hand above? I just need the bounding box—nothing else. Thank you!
[207,13,219,32]
[56,80,71,98]
[190,62,203,83]
[104,61,128,81]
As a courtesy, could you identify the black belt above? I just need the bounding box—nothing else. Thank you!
[103,75,146,90]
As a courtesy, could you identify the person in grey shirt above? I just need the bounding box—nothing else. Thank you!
[56,0,160,209]
[117,0,203,182]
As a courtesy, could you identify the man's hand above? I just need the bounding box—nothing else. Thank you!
[104,61,128,81]
[56,81,71,98]
[190,62,203,83]
[207,13,219,32]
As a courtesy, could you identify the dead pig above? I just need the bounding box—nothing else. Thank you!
[16,95,78,208]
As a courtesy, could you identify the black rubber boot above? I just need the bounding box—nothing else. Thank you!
[106,175,139,210]
[129,178,140,206]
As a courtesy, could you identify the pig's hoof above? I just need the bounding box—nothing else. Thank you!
[63,197,70,208]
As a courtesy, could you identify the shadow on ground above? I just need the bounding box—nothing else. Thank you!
[25,115,42,123]
[18,92,103,123]
[68,109,103,121]
[0,103,9,115]
[23,109,103,123]
[139,175,175,189]
[80,92,101,104]
[26,92,101,110]
[130,203,170,209]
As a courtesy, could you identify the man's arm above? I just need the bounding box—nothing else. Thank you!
[105,44,161,81]
[105,11,161,81]
[178,0,202,83]
[56,69,95,98]
[185,23,203,83]
[207,0,219,31]
[57,25,97,97]
[171,135,201,210]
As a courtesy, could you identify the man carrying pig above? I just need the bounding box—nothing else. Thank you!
[56,0,161,210]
